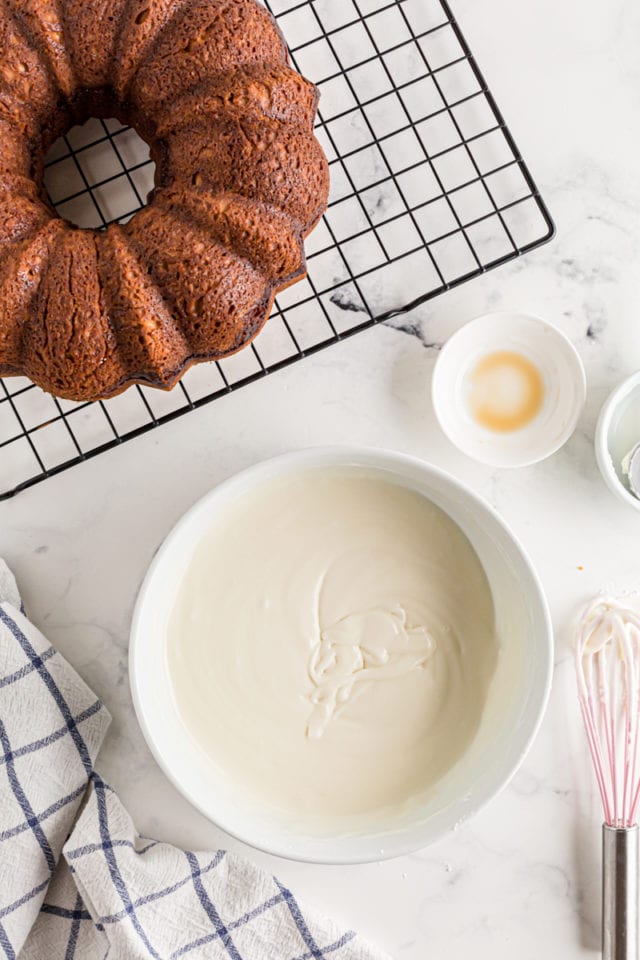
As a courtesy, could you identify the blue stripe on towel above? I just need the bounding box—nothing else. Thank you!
[185,852,243,960]
[169,891,286,960]
[0,717,55,874]
[0,647,56,689]
[65,837,159,861]
[41,904,92,922]
[97,852,225,925]
[292,932,358,960]
[94,778,160,958]
[64,894,84,960]
[0,785,86,843]
[0,609,92,774]
[0,880,50,920]
[0,920,15,960]
[0,701,103,768]
[276,880,326,960]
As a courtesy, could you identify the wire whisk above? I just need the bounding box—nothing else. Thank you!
[576,597,640,828]
[576,596,640,960]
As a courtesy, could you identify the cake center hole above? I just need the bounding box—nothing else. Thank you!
[43,118,156,230]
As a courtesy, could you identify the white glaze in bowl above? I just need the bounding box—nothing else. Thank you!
[130,447,553,863]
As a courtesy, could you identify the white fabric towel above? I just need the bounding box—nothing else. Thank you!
[0,560,390,960]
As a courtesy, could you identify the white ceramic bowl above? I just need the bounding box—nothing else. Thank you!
[596,372,640,511]
[432,312,587,468]
[130,447,553,864]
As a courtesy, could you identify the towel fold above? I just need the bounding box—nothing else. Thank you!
[0,560,388,960]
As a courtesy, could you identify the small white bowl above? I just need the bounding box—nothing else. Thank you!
[432,312,587,468]
[596,372,640,511]
[130,447,553,864]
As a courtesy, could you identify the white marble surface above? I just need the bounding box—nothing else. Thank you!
[3,0,640,955]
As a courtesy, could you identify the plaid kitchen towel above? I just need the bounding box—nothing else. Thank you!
[0,562,110,958]
[0,560,390,960]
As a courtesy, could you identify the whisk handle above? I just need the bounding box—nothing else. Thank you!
[603,825,639,960]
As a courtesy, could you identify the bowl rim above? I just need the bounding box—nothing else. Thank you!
[129,445,554,863]
[432,311,587,468]
[595,371,640,511]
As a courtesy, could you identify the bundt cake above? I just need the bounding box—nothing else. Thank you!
[0,0,329,401]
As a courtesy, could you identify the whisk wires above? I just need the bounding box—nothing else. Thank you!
[576,598,640,828]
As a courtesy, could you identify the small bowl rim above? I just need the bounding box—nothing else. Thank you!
[432,311,587,468]
[129,446,553,863]
[595,371,640,511]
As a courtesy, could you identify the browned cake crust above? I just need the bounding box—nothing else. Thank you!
[0,0,69,138]
[21,227,128,397]
[0,118,36,177]
[113,0,194,102]
[0,176,51,249]
[8,0,76,98]
[0,219,67,367]
[130,0,289,116]
[124,199,272,358]
[154,63,320,136]
[154,186,307,284]
[0,0,329,401]
[159,117,329,234]
[62,0,130,90]
[97,225,191,389]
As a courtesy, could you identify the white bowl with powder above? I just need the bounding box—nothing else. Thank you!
[130,447,553,863]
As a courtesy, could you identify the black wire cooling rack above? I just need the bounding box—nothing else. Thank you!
[0,0,554,500]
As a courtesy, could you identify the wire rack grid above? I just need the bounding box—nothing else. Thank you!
[0,0,554,500]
